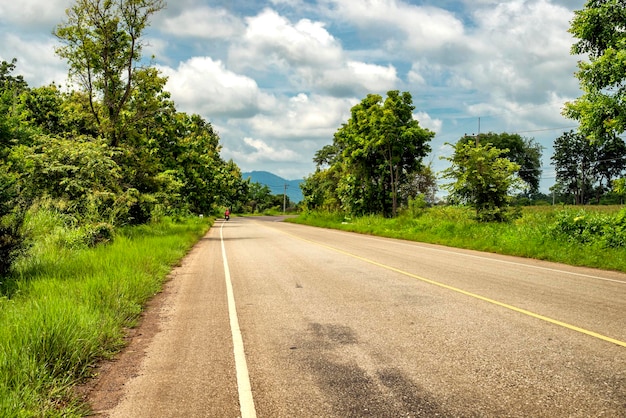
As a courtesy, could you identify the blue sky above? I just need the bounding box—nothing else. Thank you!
[1,0,587,193]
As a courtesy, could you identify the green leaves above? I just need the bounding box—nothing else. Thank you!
[306,90,434,217]
[54,0,166,146]
[441,141,521,222]
[564,0,626,139]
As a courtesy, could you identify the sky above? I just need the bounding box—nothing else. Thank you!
[0,0,588,194]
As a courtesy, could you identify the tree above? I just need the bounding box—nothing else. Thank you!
[0,59,30,276]
[54,0,166,146]
[442,141,521,222]
[563,1,626,140]
[398,163,438,206]
[379,91,435,216]
[551,131,595,204]
[325,91,434,216]
[460,132,542,194]
[552,130,626,204]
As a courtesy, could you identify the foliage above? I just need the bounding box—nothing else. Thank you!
[302,91,434,217]
[54,0,166,147]
[459,132,543,194]
[0,0,248,272]
[0,59,31,276]
[550,207,626,248]
[0,215,210,416]
[441,141,522,222]
[563,1,626,140]
[552,130,626,204]
[398,163,438,206]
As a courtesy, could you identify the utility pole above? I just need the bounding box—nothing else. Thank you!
[283,183,288,213]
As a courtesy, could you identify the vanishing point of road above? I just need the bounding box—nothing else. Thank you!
[90,216,626,417]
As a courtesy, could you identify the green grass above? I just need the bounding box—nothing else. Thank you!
[288,205,626,273]
[0,210,211,417]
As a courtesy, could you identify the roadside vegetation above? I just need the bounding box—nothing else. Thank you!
[0,211,210,417]
[289,205,626,273]
[1,0,625,415]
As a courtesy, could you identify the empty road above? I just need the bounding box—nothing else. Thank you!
[95,216,626,417]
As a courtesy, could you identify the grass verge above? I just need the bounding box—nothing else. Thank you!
[0,212,211,417]
[288,206,626,273]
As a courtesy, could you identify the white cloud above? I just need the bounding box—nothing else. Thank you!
[0,34,68,87]
[0,0,71,28]
[299,61,399,96]
[230,137,300,164]
[247,93,356,140]
[229,8,343,72]
[161,7,245,39]
[457,0,580,103]
[159,57,270,118]
[414,112,442,135]
[326,0,465,53]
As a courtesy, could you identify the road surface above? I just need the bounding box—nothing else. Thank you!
[89,216,626,417]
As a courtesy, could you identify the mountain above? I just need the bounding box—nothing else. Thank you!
[242,171,304,203]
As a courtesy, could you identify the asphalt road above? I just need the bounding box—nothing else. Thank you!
[101,216,626,417]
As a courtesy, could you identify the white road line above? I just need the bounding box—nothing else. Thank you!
[220,221,257,418]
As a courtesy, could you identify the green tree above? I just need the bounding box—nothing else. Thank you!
[326,91,433,216]
[398,163,438,206]
[563,1,626,140]
[54,0,165,146]
[442,141,521,222]
[0,59,31,276]
[552,130,626,204]
[460,132,542,194]
[26,135,122,222]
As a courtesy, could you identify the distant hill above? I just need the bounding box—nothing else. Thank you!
[242,171,304,203]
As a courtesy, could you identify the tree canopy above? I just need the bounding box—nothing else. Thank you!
[0,0,253,275]
[459,132,542,195]
[441,141,522,222]
[563,0,626,140]
[301,91,434,217]
[54,0,166,147]
[551,130,626,204]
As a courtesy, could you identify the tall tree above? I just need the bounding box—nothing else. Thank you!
[551,131,596,204]
[442,141,521,222]
[563,1,626,140]
[331,91,433,216]
[54,0,165,146]
[552,130,626,204]
[0,59,30,276]
[379,90,434,216]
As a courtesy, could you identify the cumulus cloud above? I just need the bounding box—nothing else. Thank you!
[230,137,301,164]
[454,0,580,104]
[160,6,245,39]
[229,8,343,72]
[228,8,399,96]
[0,34,68,87]
[0,0,71,28]
[247,93,356,140]
[325,0,465,54]
[414,112,443,135]
[159,57,270,118]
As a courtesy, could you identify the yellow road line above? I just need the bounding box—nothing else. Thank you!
[283,228,626,349]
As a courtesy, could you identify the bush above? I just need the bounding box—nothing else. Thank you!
[550,208,626,248]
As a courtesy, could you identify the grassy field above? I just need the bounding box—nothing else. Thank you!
[0,211,211,417]
[288,205,626,273]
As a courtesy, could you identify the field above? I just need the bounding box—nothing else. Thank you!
[288,205,626,273]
